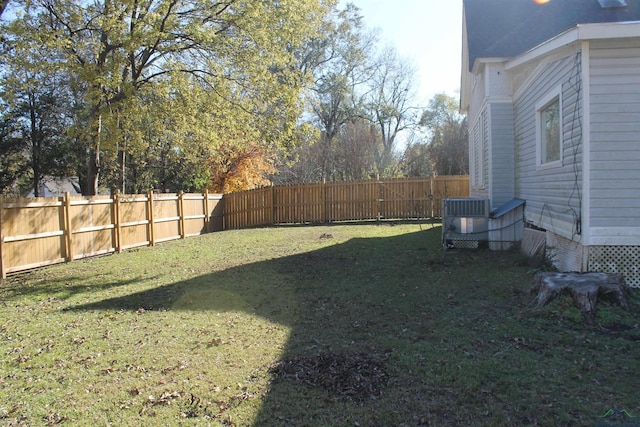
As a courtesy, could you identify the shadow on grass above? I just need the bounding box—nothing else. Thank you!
[62,225,640,425]
[62,227,460,424]
[2,273,161,301]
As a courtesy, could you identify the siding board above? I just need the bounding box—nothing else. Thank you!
[513,51,582,239]
[590,39,640,230]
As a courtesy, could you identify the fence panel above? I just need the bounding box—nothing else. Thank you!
[327,180,377,222]
[378,178,434,219]
[223,176,469,229]
[206,193,224,232]
[0,191,225,278]
[1,197,67,274]
[224,188,272,230]
[431,175,469,216]
[151,193,182,243]
[0,178,467,276]
[116,194,150,251]
[182,193,208,237]
[68,196,116,260]
[274,184,325,223]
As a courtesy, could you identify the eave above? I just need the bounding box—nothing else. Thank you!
[461,20,640,113]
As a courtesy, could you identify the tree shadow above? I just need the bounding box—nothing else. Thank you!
[1,272,161,301]
[65,226,453,424]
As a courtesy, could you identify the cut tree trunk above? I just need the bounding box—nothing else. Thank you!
[531,272,629,324]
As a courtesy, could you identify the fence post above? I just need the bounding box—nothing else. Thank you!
[0,196,5,280]
[322,179,327,224]
[114,191,122,253]
[270,184,275,226]
[63,192,73,262]
[178,191,185,239]
[429,177,434,218]
[376,175,382,222]
[148,190,155,246]
[204,189,210,233]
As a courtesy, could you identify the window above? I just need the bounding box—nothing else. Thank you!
[536,89,562,168]
[470,109,487,190]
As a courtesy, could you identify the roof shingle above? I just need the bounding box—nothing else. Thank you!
[464,0,640,70]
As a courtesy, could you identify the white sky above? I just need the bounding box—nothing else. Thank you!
[340,0,463,107]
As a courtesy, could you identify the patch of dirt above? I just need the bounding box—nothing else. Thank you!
[269,351,388,400]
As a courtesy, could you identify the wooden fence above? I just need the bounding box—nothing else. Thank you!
[0,176,468,278]
[0,191,224,278]
[223,176,469,229]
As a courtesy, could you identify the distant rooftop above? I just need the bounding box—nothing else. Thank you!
[26,176,81,198]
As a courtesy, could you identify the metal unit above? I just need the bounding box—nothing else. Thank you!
[442,198,490,248]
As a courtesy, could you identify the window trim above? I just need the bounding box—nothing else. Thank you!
[535,86,563,170]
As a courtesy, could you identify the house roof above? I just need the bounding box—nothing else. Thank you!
[464,0,640,71]
[26,176,81,198]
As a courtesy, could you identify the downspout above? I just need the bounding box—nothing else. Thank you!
[580,40,591,270]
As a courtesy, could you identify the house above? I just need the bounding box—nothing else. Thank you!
[25,176,82,198]
[460,0,640,285]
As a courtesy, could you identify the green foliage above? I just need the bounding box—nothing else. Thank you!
[0,0,457,194]
[0,114,28,195]
[0,14,77,195]
[402,141,433,177]
[1,0,334,194]
[417,93,469,176]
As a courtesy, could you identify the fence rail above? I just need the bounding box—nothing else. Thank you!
[1,176,468,278]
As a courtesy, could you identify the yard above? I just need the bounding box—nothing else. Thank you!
[1,222,639,426]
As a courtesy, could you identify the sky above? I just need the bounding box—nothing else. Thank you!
[339,0,463,106]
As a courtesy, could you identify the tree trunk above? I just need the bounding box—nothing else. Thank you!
[29,94,42,197]
[85,114,102,196]
[118,148,125,194]
[531,272,629,324]
[86,149,99,196]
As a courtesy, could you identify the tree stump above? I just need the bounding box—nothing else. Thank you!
[531,272,629,324]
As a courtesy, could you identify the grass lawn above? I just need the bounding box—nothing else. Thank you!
[1,222,639,426]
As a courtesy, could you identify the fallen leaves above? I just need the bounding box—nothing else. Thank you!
[139,390,181,415]
[269,351,388,400]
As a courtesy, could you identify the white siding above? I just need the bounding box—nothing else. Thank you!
[469,70,487,124]
[468,67,488,200]
[469,62,515,206]
[589,39,640,236]
[513,50,584,241]
[489,102,515,207]
[486,62,512,98]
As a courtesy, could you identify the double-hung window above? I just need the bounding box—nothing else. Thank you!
[536,88,562,168]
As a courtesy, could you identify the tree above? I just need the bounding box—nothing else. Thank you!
[301,3,376,181]
[275,118,381,183]
[276,4,423,184]
[333,119,379,181]
[402,138,432,177]
[8,0,331,194]
[0,114,28,195]
[1,16,76,196]
[420,93,468,175]
[367,47,420,176]
[209,144,275,193]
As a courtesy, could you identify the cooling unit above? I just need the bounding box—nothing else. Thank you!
[442,198,490,248]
